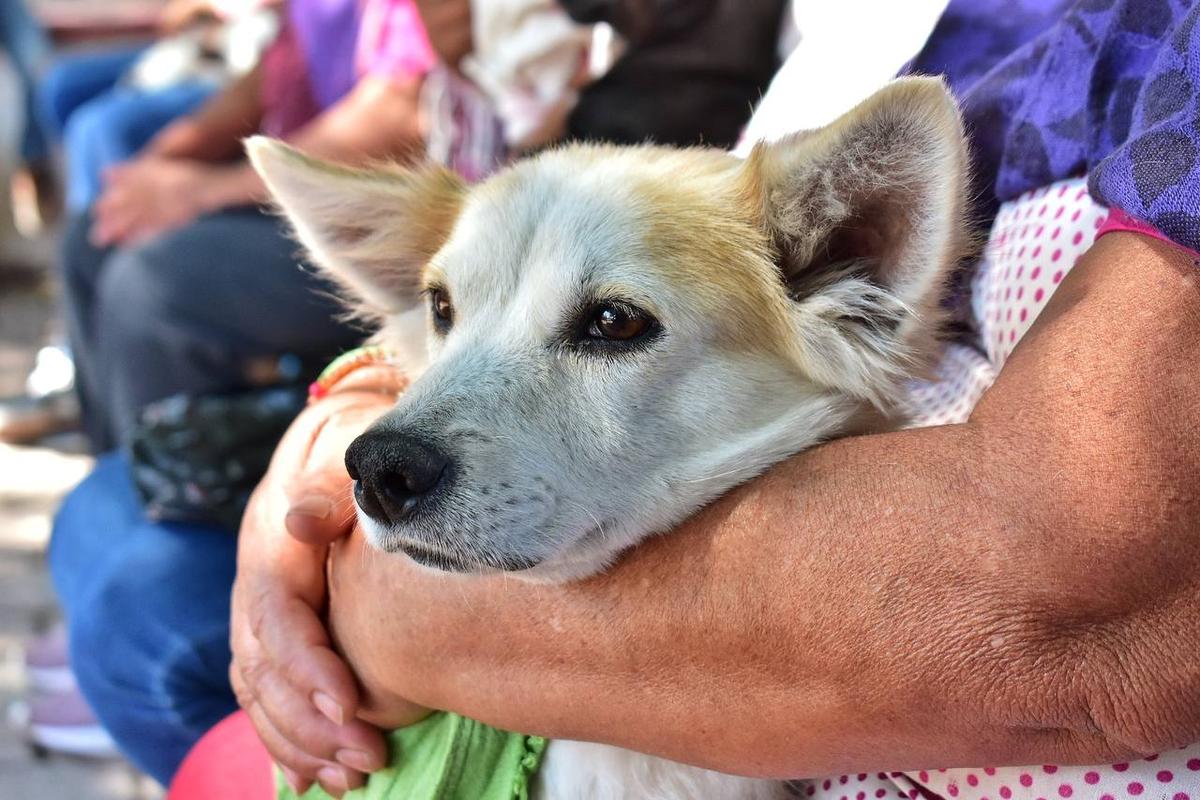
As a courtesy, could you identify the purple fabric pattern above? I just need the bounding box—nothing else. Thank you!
[911,0,1200,253]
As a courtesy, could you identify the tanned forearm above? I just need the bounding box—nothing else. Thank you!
[194,76,426,211]
[148,64,267,161]
[326,233,1200,777]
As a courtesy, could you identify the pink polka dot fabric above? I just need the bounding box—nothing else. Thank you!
[800,748,1200,800]
[970,178,1108,371]
[825,175,1200,797]
[904,177,1106,427]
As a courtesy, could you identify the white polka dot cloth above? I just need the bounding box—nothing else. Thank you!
[821,176,1200,797]
[904,176,1108,427]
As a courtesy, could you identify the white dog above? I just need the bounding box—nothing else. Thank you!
[249,76,969,800]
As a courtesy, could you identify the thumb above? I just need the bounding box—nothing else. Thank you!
[286,469,356,547]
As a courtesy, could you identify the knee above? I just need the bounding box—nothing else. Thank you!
[65,518,234,712]
[58,212,100,291]
[62,95,139,175]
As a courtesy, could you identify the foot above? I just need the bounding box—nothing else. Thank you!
[0,390,80,445]
[23,687,120,759]
[25,624,75,693]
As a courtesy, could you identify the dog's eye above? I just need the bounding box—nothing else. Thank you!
[589,304,649,340]
[430,288,453,332]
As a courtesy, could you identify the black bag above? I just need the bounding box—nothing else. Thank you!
[129,386,307,530]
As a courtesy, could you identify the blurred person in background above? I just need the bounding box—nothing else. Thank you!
[35,0,436,782]
[0,0,279,446]
[38,0,279,216]
[62,0,432,454]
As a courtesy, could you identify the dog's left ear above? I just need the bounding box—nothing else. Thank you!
[246,137,465,321]
[742,77,969,407]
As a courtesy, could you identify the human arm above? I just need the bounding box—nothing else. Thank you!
[145,64,268,162]
[413,0,473,70]
[92,74,423,246]
[321,232,1200,776]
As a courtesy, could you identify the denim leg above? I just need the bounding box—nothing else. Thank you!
[48,452,239,784]
[89,209,360,447]
[60,80,216,211]
[36,46,145,138]
[58,211,117,450]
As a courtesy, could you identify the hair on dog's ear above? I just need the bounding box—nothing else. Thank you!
[741,77,969,408]
[246,137,465,322]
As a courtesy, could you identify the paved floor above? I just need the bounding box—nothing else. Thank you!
[0,263,161,798]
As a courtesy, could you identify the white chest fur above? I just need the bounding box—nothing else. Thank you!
[534,739,793,800]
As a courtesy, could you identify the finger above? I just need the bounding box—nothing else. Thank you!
[253,664,387,770]
[247,699,366,797]
[243,696,332,778]
[251,593,363,720]
[285,487,355,546]
[279,765,314,797]
[94,200,140,247]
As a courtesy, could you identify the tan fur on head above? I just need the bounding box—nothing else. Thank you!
[246,77,970,583]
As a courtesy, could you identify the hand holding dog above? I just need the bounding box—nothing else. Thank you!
[230,366,424,797]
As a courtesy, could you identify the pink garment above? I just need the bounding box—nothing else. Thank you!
[261,0,434,138]
[259,23,321,138]
[1097,207,1200,258]
[356,0,436,83]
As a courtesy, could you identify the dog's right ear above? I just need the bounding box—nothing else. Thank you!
[246,137,465,319]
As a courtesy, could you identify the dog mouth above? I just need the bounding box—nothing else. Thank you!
[395,540,480,573]
[386,537,544,574]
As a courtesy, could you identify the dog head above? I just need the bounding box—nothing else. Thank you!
[248,77,969,581]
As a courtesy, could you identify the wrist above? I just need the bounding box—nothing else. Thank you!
[195,164,262,213]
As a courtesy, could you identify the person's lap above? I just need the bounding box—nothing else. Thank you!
[48,451,239,785]
[61,207,360,449]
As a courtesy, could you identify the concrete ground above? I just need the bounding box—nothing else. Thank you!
[0,259,161,798]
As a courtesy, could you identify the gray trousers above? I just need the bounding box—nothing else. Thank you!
[60,208,362,451]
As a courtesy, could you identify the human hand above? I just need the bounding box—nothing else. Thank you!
[91,158,223,247]
[230,367,430,796]
[414,0,473,69]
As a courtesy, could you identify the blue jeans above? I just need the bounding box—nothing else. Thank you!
[38,48,216,210]
[48,452,239,784]
[0,0,49,162]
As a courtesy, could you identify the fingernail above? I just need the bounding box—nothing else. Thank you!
[317,766,349,795]
[289,496,333,519]
[312,690,345,726]
[336,748,377,773]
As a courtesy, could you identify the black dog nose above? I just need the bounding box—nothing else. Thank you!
[345,431,451,524]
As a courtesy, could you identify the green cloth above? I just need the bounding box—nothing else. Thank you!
[277,713,546,800]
